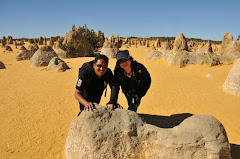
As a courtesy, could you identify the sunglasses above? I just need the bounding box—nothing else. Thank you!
[118,59,129,64]
[95,64,108,69]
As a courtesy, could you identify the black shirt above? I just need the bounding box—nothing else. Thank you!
[109,59,151,104]
[76,61,113,103]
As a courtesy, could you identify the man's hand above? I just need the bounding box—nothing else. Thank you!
[84,102,95,111]
[106,104,114,110]
[115,104,123,109]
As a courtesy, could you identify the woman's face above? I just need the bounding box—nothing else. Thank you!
[119,59,131,70]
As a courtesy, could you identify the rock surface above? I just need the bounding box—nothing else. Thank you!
[16,50,36,61]
[223,58,240,94]
[47,57,70,72]
[30,46,58,66]
[65,105,231,159]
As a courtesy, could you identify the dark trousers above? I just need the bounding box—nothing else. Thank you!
[126,96,141,112]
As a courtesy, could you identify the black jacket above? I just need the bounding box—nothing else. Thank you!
[109,58,151,104]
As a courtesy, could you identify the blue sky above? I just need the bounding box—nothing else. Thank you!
[1,0,239,41]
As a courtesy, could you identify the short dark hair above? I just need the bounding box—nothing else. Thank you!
[94,54,109,65]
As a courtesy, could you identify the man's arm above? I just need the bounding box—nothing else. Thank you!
[74,89,94,111]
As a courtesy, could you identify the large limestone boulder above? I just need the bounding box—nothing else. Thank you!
[172,33,188,52]
[223,58,240,94]
[30,46,58,66]
[65,105,231,159]
[16,50,35,61]
[0,61,6,69]
[47,57,70,72]
[221,33,240,60]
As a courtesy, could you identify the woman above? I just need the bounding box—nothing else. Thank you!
[107,50,151,112]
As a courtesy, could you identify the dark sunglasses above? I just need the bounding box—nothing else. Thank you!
[95,64,108,69]
[118,59,129,64]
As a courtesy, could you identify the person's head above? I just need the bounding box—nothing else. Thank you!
[116,50,131,70]
[93,54,109,78]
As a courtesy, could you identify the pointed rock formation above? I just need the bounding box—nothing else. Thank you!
[172,33,188,52]
[30,46,58,67]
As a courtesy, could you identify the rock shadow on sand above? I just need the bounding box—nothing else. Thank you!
[139,113,193,128]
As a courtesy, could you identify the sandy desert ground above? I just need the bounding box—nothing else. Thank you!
[0,43,240,159]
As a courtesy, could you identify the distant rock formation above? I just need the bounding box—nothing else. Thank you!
[30,46,58,66]
[39,37,44,45]
[65,105,231,159]
[28,43,39,51]
[7,36,13,44]
[5,45,13,51]
[49,37,54,47]
[1,36,7,48]
[16,49,36,61]
[197,40,213,53]
[101,35,118,58]
[154,38,161,48]
[19,45,27,50]
[145,33,235,67]
[0,61,6,69]
[223,58,240,94]
[160,40,171,51]
[172,33,188,52]
[47,57,70,72]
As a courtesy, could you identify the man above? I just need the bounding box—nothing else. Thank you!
[107,50,151,112]
[75,54,113,115]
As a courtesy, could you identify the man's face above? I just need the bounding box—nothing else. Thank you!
[93,59,108,78]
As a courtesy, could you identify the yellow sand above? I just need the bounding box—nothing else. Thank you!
[0,43,239,159]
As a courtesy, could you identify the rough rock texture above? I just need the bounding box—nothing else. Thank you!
[16,50,35,61]
[161,40,171,51]
[28,44,39,51]
[101,39,118,58]
[221,33,240,60]
[172,33,188,52]
[30,46,58,66]
[65,105,231,159]
[100,48,118,58]
[223,58,240,94]
[144,51,163,60]
[198,41,213,53]
[0,61,6,69]
[47,57,70,72]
